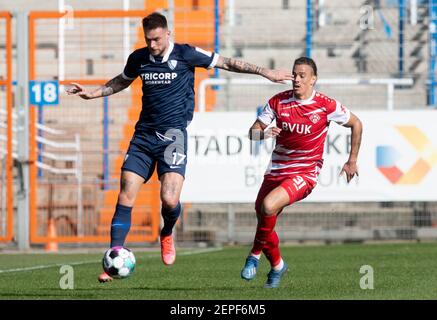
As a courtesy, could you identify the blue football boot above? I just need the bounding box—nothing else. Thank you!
[241,256,259,281]
[264,262,288,288]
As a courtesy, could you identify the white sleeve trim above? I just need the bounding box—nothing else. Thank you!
[341,109,351,125]
[121,72,136,81]
[207,53,220,69]
[195,46,213,57]
[257,103,276,126]
[327,100,350,125]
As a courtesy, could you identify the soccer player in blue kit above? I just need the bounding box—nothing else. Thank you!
[67,12,292,282]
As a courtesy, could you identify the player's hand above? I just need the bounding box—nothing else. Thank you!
[265,127,282,139]
[66,82,94,100]
[264,69,293,84]
[340,160,359,183]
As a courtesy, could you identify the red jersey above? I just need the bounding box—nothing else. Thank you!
[257,89,351,182]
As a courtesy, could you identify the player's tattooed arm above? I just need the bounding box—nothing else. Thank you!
[248,120,281,140]
[216,56,264,75]
[101,74,134,97]
[66,74,134,100]
[215,56,292,84]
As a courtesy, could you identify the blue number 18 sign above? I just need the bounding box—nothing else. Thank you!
[29,81,59,106]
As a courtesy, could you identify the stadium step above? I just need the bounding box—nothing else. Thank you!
[96,225,154,236]
[123,125,135,139]
[98,207,153,225]
[128,106,141,121]
[102,189,158,207]
[113,155,126,173]
[119,139,131,152]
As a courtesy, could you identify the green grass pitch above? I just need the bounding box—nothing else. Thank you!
[0,242,437,300]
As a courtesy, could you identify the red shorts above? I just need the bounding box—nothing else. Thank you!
[255,174,316,214]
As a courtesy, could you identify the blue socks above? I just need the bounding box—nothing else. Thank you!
[110,202,181,245]
[160,202,182,237]
[110,203,132,247]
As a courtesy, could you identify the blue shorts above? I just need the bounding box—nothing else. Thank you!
[121,128,188,182]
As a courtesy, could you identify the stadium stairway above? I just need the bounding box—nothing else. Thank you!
[96,23,161,242]
[172,0,222,112]
[212,0,428,111]
[98,0,220,241]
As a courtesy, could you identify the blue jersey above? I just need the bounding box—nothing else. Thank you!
[122,42,219,131]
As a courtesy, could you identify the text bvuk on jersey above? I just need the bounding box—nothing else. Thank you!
[281,122,312,134]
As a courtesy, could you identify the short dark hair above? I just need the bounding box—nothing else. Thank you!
[293,57,317,76]
[142,12,168,31]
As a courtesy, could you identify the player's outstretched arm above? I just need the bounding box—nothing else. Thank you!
[215,56,292,84]
[66,74,134,100]
[340,112,363,183]
[248,120,281,141]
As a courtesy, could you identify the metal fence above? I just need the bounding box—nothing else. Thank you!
[199,77,415,112]
[179,202,437,244]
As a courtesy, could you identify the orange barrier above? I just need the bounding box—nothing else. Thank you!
[0,12,13,243]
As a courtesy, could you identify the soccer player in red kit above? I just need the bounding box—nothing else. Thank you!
[241,57,363,288]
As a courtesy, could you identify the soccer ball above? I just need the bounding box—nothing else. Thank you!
[102,246,136,279]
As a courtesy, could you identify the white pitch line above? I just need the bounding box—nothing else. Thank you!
[0,260,97,274]
[0,247,223,274]
[177,247,223,256]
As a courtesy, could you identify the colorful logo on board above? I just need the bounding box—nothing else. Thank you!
[376,126,437,184]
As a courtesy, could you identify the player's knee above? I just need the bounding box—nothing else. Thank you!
[161,195,179,210]
[118,190,136,207]
[260,199,278,216]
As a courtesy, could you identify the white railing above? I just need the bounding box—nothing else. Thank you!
[35,122,84,236]
[0,108,17,119]
[0,114,84,235]
[198,78,414,112]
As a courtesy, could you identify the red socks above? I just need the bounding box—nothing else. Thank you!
[250,214,277,255]
[262,230,281,267]
[251,215,282,267]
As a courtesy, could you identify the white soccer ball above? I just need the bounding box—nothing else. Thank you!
[102,246,136,279]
